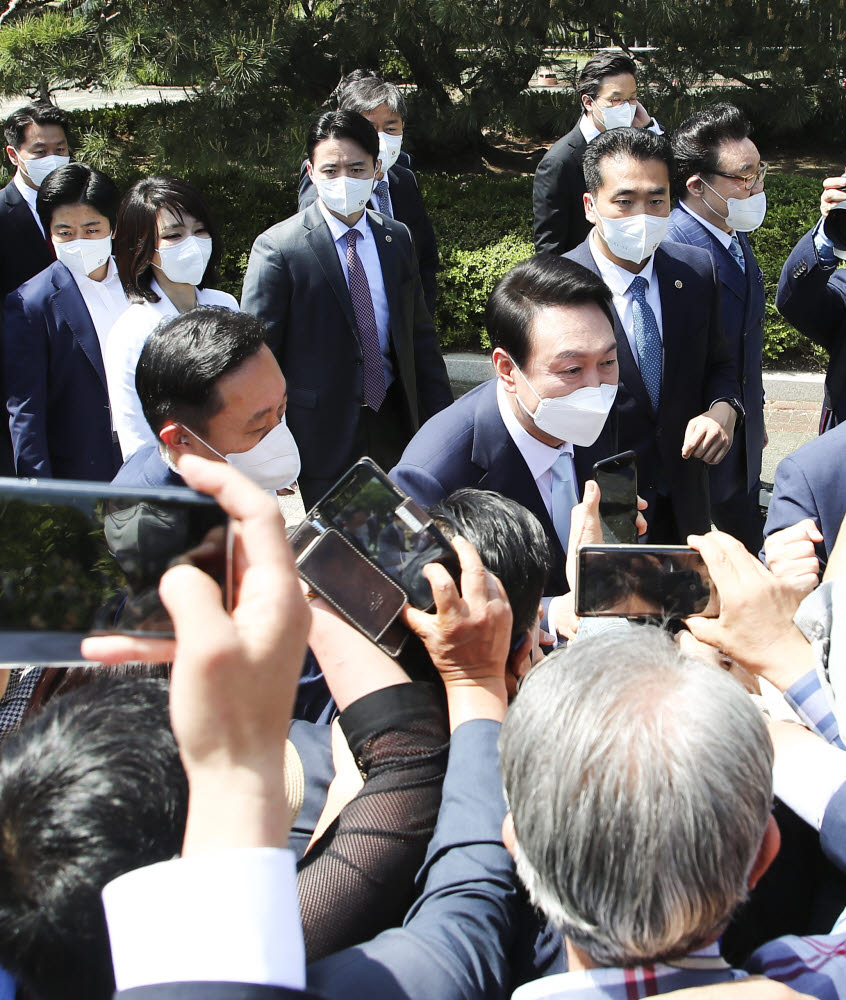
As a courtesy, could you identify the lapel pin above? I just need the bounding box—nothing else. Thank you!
[385,235,392,242]
[674,279,683,289]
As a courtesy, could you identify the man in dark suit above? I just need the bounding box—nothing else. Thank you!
[776,173,846,433]
[668,103,768,552]
[113,308,302,498]
[242,110,452,508]
[532,52,663,257]
[565,127,742,542]
[0,102,71,476]
[391,254,619,599]
[298,72,439,317]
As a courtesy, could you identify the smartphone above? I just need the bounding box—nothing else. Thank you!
[575,544,718,619]
[593,450,637,544]
[0,478,230,664]
[300,458,460,610]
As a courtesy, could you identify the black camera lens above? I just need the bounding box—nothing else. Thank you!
[823,204,846,250]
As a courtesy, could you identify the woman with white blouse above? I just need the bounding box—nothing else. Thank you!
[106,176,238,459]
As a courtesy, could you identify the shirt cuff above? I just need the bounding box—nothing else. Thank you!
[648,118,664,136]
[784,669,843,746]
[773,734,846,830]
[813,217,839,268]
[103,848,305,992]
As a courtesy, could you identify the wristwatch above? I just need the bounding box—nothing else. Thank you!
[710,396,745,427]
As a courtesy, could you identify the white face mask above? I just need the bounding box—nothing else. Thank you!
[377,132,403,173]
[592,204,669,263]
[154,235,213,286]
[512,362,618,447]
[18,154,70,188]
[594,101,637,130]
[699,177,767,233]
[314,175,374,217]
[54,234,112,277]
[183,416,301,493]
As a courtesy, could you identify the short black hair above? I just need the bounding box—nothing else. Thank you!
[582,126,674,197]
[336,70,408,120]
[113,175,221,304]
[577,52,638,111]
[671,103,753,199]
[0,678,186,1000]
[35,162,120,234]
[485,255,615,368]
[136,306,268,436]
[431,488,552,639]
[3,101,69,150]
[306,109,379,166]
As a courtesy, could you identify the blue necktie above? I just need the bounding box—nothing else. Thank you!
[374,180,392,218]
[550,452,579,552]
[629,275,662,412]
[729,235,746,273]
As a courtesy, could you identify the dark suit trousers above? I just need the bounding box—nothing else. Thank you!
[299,379,411,508]
[711,485,764,554]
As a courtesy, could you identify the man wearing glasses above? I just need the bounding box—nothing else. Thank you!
[668,103,768,553]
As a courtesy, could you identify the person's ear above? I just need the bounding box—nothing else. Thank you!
[584,191,597,225]
[747,813,781,890]
[506,631,532,700]
[159,423,193,454]
[305,160,315,183]
[6,146,19,169]
[502,811,517,858]
[686,175,705,198]
[581,93,593,115]
[492,347,519,393]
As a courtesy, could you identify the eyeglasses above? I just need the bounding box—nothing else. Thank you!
[710,162,769,190]
[594,96,638,107]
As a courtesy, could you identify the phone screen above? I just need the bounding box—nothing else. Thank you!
[307,460,459,609]
[0,479,229,664]
[593,451,637,544]
[576,544,718,619]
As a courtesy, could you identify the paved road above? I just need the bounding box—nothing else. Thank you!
[0,85,195,119]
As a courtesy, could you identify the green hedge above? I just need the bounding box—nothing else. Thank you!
[0,98,828,368]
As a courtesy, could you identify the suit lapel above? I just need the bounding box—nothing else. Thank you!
[368,210,400,351]
[654,246,688,409]
[739,231,763,331]
[712,234,746,302]
[569,238,652,412]
[50,265,108,387]
[302,202,359,337]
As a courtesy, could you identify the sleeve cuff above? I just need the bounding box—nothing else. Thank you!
[103,848,305,992]
[813,217,839,268]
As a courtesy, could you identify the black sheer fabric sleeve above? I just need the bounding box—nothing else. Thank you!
[297,682,450,962]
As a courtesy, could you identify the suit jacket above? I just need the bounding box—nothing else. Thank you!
[566,236,739,539]
[667,206,766,501]
[0,179,54,476]
[298,161,439,316]
[776,227,846,423]
[761,420,846,577]
[4,261,121,481]
[241,203,452,498]
[532,121,591,256]
[112,442,183,490]
[114,985,322,999]
[0,179,53,300]
[821,778,846,875]
[390,378,619,596]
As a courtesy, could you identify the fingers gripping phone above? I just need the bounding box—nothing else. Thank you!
[592,450,637,544]
[0,478,231,664]
[575,544,719,619]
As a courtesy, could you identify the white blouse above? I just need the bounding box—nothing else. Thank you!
[105,279,239,459]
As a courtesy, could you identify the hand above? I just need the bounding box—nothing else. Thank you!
[548,591,579,642]
[632,101,651,128]
[403,535,511,730]
[684,530,814,691]
[821,172,846,218]
[682,402,736,464]
[83,454,311,854]
[676,628,760,694]
[763,519,822,598]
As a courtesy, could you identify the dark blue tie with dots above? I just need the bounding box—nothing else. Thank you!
[629,275,662,412]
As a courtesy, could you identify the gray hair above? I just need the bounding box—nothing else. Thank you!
[337,73,408,120]
[499,625,773,967]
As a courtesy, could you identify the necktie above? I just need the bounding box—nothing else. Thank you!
[729,235,746,274]
[345,229,387,411]
[374,179,392,218]
[550,452,579,552]
[629,275,662,412]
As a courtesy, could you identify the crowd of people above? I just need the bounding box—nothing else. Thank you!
[0,55,845,1000]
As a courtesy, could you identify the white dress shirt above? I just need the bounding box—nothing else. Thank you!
[589,231,663,367]
[103,848,306,992]
[66,256,128,359]
[105,280,239,459]
[317,200,394,387]
[12,172,44,235]
[496,380,576,519]
[678,198,735,249]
